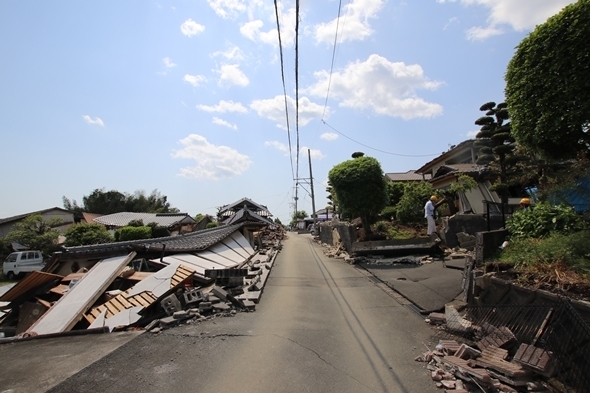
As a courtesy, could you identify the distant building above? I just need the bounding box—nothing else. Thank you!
[0,207,77,238]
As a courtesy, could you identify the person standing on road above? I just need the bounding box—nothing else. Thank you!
[424,195,438,236]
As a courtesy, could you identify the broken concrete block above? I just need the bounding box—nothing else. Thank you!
[212,302,230,311]
[150,327,162,334]
[242,299,256,311]
[212,286,228,301]
[159,316,179,327]
[188,308,200,316]
[183,289,203,305]
[455,343,481,360]
[427,312,446,324]
[160,294,182,316]
[199,302,213,312]
[173,310,188,319]
[445,305,472,333]
[208,295,221,304]
[144,319,160,332]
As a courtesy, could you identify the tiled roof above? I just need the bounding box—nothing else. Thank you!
[0,207,72,225]
[93,212,196,228]
[430,163,480,182]
[385,170,431,182]
[60,223,251,257]
[416,139,476,174]
[82,212,103,223]
[224,207,273,225]
[218,197,270,215]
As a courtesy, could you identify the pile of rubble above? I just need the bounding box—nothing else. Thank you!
[0,243,280,342]
[418,306,557,392]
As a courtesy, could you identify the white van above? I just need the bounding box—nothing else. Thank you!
[3,250,46,280]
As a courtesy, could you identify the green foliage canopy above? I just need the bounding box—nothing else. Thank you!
[64,223,113,246]
[505,0,590,159]
[63,188,179,215]
[328,155,387,235]
[4,214,62,255]
[395,182,434,224]
[506,202,586,240]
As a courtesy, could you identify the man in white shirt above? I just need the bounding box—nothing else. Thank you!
[424,195,438,236]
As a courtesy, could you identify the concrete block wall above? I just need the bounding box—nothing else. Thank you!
[475,229,508,265]
[317,222,357,253]
[442,214,505,248]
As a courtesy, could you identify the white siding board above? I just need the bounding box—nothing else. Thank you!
[156,254,229,276]
[27,252,136,335]
[229,231,255,256]
[208,242,246,263]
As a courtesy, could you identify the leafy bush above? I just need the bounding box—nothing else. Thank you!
[380,206,397,220]
[64,223,113,246]
[150,226,170,238]
[372,220,414,240]
[395,181,434,224]
[127,219,145,227]
[500,230,590,275]
[206,222,219,228]
[506,202,585,240]
[116,226,152,241]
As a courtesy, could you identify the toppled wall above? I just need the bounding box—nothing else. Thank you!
[442,214,505,248]
[317,221,357,253]
[475,229,508,264]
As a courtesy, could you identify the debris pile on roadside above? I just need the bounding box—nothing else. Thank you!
[417,305,559,392]
[0,223,282,341]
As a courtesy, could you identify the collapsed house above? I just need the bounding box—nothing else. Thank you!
[0,221,285,340]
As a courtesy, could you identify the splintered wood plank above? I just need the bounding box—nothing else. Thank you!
[49,284,69,296]
[27,252,136,335]
[86,262,193,325]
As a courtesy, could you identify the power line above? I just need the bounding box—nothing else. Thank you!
[321,120,440,157]
[273,0,295,180]
[322,0,344,120]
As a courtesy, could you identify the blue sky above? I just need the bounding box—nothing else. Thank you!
[0,0,575,224]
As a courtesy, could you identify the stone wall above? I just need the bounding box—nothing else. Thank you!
[317,221,357,253]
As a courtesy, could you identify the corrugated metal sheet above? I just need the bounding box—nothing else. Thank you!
[0,271,63,302]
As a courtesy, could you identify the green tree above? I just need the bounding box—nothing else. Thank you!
[328,155,388,236]
[505,0,590,160]
[115,226,152,242]
[474,102,525,203]
[63,188,179,214]
[64,223,113,246]
[4,214,63,255]
[395,182,435,224]
[290,210,307,227]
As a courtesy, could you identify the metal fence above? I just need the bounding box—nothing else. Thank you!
[445,299,590,392]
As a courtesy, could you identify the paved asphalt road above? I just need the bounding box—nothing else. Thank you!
[2,234,442,393]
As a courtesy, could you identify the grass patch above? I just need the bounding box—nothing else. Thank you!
[499,230,590,295]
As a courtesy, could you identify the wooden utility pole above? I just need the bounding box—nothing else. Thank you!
[308,149,317,230]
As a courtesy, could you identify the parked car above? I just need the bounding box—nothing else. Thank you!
[2,250,46,280]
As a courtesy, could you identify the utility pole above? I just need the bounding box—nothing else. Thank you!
[308,149,317,230]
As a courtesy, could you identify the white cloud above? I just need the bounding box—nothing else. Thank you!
[211,45,245,61]
[172,134,252,180]
[466,130,479,138]
[208,0,246,19]
[212,117,238,130]
[465,25,503,40]
[264,140,290,155]
[180,18,205,37]
[301,146,326,160]
[315,0,383,44]
[215,64,249,87]
[163,57,176,68]
[305,54,443,120]
[441,0,576,40]
[184,74,207,87]
[239,7,296,47]
[82,115,104,127]
[197,100,248,113]
[320,132,339,141]
[250,95,326,129]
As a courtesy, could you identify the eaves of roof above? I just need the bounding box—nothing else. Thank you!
[416,140,476,174]
[0,207,73,225]
[59,222,249,257]
[93,212,196,228]
[385,170,431,182]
